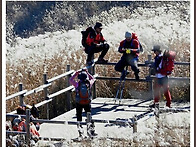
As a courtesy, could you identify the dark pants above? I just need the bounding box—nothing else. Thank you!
[115,56,139,73]
[76,103,91,121]
[85,44,109,62]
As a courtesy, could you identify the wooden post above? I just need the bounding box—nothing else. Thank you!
[133,114,138,145]
[19,83,24,106]
[66,65,71,111]
[147,55,154,100]
[86,112,92,123]
[43,73,49,119]
[26,109,31,146]
[147,55,152,63]
[155,103,160,118]
[92,64,96,99]
[154,103,160,145]
[133,115,137,133]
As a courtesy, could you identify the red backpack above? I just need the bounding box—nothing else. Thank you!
[160,50,176,75]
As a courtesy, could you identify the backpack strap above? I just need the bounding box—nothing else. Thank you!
[130,38,142,50]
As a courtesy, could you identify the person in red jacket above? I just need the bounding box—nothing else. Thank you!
[149,45,172,108]
[115,31,141,80]
[85,22,110,66]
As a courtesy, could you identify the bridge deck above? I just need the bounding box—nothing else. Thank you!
[39,97,189,140]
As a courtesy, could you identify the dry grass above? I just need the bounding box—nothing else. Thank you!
[6,41,190,113]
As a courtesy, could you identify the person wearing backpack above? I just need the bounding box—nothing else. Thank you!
[69,69,97,138]
[82,22,110,66]
[115,31,142,80]
[149,45,173,108]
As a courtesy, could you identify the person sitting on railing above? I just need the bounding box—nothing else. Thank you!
[115,31,142,80]
[149,45,172,108]
[69,68,97,138]
[82,22,110,66]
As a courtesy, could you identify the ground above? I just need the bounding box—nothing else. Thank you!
[37,97,190,146]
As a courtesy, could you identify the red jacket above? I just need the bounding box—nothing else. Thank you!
[118,33,140,57]
[18,120,40,137]
[86,30,105,46]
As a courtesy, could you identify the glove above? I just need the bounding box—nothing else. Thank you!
[100,43,104,48]
[126,49,131,54]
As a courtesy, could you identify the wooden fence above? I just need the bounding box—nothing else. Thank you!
[6,55,190,144]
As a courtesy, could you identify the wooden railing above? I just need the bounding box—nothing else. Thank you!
[6,55,190,144]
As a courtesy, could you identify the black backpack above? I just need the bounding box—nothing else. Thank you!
[81,27,94,47]
[30,104,40,118]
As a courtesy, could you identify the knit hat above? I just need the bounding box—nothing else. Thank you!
[125,32,132,38]
[94,22,103,29]
[152,45,162,52]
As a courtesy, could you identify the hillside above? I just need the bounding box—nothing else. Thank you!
[6,1,190,107]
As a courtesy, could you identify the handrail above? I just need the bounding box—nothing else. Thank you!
[6,90,27,100]
[47,70,74,83]
[6,130,27,135]
[48,85,74,99]
[96,76,190,81]
[6,57,190,117]
[96,61,190,66]
[23,83,52,97]
[6,70,74,101]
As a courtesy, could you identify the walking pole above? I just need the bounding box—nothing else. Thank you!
[119,66,128,104]
[115,66,128,104]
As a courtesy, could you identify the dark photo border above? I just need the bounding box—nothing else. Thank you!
[0,0,2,146]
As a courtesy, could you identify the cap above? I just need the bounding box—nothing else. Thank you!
[152,45,162,52]
[125,31,132,38]
[78,72,87,81]
[94,22,103,29]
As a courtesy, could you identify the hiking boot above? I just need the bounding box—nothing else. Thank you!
[149,103,159,108]
[87,122,97,138]
[77,122,84,137]
[121,70,129,80]
[166,102,171,108]
[91,130,98,137]
[149,103,155,108]
[95,58,108,64]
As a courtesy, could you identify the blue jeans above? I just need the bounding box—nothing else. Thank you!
[115,56,139,73]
